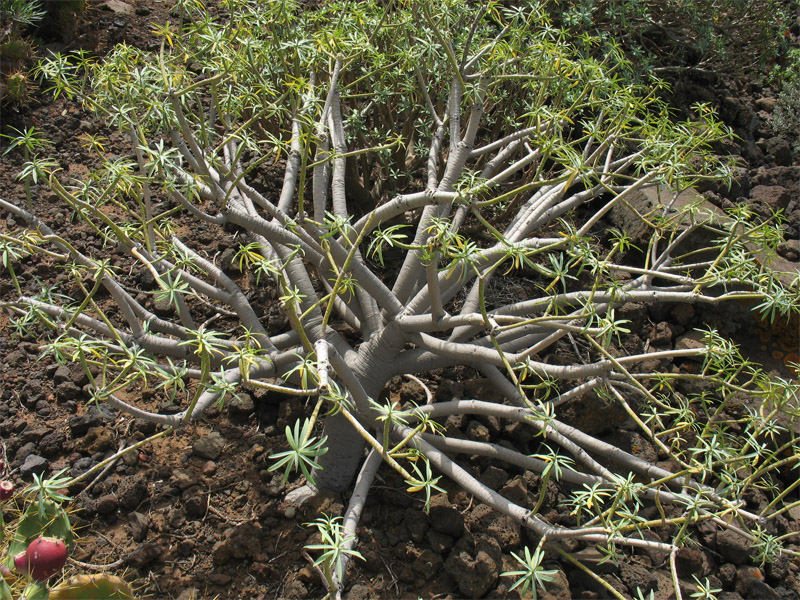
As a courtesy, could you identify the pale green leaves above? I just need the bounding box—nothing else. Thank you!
[268,418,328,485]
[304,513,364,591]
[501,546,558,599]
[367,223,410,267]
[404,454,445,513]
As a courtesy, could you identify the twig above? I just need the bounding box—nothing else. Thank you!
[555,547,627,600]
[403,373,434,405]
[78,442,124,498]
[66,427,173,490]
[670,547,684,600]
[69,556,125,571]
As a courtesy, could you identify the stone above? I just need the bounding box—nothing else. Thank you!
[746,580,781,600]
[183,490,206,519]
[778,240,800,261]
[20,454,49,477]
[193,431,225,460]
[428,497,464,538]
[479,465,509,491]
[211,522,262,565]
[399,378,429,405]
[282,580,307,599]
[444,533,501,599]
[618,302,648,331]
[128,512,149,542]
[755,97,778,112]
[765,136,793,166]
[13,442,37,465]
[218,247,240,274]
[402,508,429,543]
[766,555,790,582]
[734,566,771,598]
[750,184,791,211]
[540,568,571,600]
[152,295,175,317]
[465,503,520,550]
[343,584,371,600]
[675,547,710,577]
[788,504,800,522]
[167,506,186,529]
[570,548,620,575]
[671,303,696,326]
[125,541,164,568]
[721,95,756,130]
[650,321,674,345]
[208,573,232,586]
[37,430,66,456]
[53,365,71,385]
[466,419,491,442]
[132,418,158,436]
[71,456,94,478]
[171,469,199,491]
[477,414,504,438]
[67,408,106,436]
[613,430,658,464]
[122,450,139,467]
[751,165,800,191]
[718,563,737,588]
[427,530,455,554]
[558,389,628,436]
[411,547,443,580]
[227,392,254,415]
[716,529,751,564]
[619,562,657,595]
[276,400,305,430]
[444,414,467,438]
[100,0,134,15]
[74,427,114,454]
[95,493,119,516]
[499,477,528,505]
[675,330,706,354]
[609,185,727,254]
[117,476,148,510]
[55,381,82,401]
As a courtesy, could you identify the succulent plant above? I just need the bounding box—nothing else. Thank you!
[49,574,134,600]
[23,537,67,581]
[0,37,33,61]
[2,71,30,103]
[0,0,41,105]
[12,551,28,575]
[0,480,13,501]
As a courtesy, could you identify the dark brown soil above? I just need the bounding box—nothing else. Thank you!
[1,2,799,599]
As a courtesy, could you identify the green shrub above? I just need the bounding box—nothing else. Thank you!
[549,0,795,76]
[773,46,800,155]
[1,1,798,597]
[0,0,43,104]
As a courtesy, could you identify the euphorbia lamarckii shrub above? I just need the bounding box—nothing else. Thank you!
[1,1,798,597]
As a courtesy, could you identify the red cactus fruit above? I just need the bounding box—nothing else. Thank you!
[25,537,68,580]
[0,480,13,501]
[13,550,29,574]
[0,564,12,580]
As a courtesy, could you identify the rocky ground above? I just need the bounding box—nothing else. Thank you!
[0,1,799,599]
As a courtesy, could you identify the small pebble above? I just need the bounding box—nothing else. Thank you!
[284,506,296,519]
